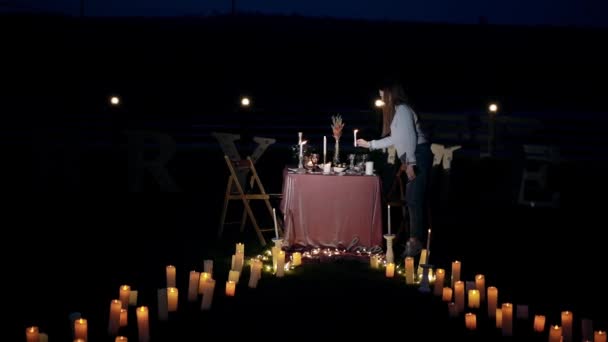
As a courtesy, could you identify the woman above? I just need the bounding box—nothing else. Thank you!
[356,82,432,256]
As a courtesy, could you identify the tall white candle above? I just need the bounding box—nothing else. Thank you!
[136,306,150,342]
[166,265,176,288]
[323,136,327,163]
[354,129,358,147]
[167,287,178,312]
[273,208,279,239]
[298,132,302,144]
[561,311,573,342]
[119,285,131,309]
[387,204,391,235]
[426,228,431,253]
[74,318,87,341]
[108,299,122,336]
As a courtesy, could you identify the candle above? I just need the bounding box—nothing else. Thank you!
[248,260,262,288]
[167,287,178,312]
[433,268,445,296]
[188,271,200,302]
[292,252,302,266]
[385,262,395,278]
[119,285,131,309]
[203,259,213,277]
[426,228,431,254]
[298,132,302,144]
[581,318,593,341]
[119,309,128,327]
[276,251,285,277]
[454,281,465,314]
[225,280,236,296]
[549,325,562,342]
[166,265,176,287]
[451,260,461,287]
[442,287,452,302]
[108,299,122,336]
[198,272,211,294]
[323,136,327,163]
[116,337,128,342]
[201,279,216,310]
[235,242,245,254]
[405,256,415,284]
[417,249,428,277]
[299,141,307,158]
[25,326,39,342]
[273,208,279,239]
[495,308,503,328]
[136,306,150,342]
[74,318,87,341]
[129,290,138,306]
[467,289,480,308]
[465,313,477,330]
[387,205,391,235]
[228,270,240,283]
[157,288,168,321]
[354,129,358,147]
[475,274,485,302]
[561,311,573,342]
[533,314,545,332]
[448,302,458,318]
[502,303,513,336]
[487,286,498,318]
[595,331,607,342]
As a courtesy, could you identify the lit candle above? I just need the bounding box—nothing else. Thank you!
[502,303,513,336]
[433,268,445,296]
[188,271,200,302]
[451,260,461,287]
[225,280,236,296]
[533,314,545,332]
[273,208,279,239]
[203,259,213,277]
[201,278,216,310]
[39,333,48,342]
[119,285,131,309]
[136,306,150,342]
[487,286,498,318]
[276,251,285,277]
[370,255,378,269]
[595,331,607,342]
[561,311,573,342]
[129,290,138,306]
[475,274,485,302]
[454,281,465,314]
[448,302,458,318]
[549,325,562,342]
[385,262,395,278]
[119,309,128,327]
[298,132,302,144]
[292,252,302,266]
[116,337,128,342]
[468,289,480,308]
[167,287,178,312]
[198,272,211,294]
[425,228,431,255]
[353,129,358,147]
[228,270,240,283]
[465,313,477,330]
[74,318,87,341]
[323,136,327,163]
[166,265,176,288]
[108,299,122,336]
[235,242,245,254]
[25,326,39,342]
[405,256,415,284]
[442,287,453,302]
[495,308,503,328]
[387,204,391,235]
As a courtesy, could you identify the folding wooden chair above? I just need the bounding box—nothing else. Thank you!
[218,155,283,246]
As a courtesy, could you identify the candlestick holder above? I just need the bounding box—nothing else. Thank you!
[383,234,395,263]
[418,264,433,293]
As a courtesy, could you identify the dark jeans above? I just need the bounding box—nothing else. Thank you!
[406,142,433,242]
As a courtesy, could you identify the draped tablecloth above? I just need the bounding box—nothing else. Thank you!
[280,170,383,249]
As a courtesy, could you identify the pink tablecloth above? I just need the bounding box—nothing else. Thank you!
[280,170,383,249]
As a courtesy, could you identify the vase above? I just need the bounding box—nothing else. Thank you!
[333,137,340,165]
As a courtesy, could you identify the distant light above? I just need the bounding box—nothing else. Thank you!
[110,96,120,106]
[375,99,385,107]
[241,97,251,107]
[488,103,498,113]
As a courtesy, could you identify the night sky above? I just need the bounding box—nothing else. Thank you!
[4,0,608,28]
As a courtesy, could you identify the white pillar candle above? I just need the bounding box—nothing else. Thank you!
[487,286,498,318]
[549,325,562,342]
[533,314,545,332]
[187,271,200,302]
[426,228,431,257]
[323,136,327,163]
[387,205,391,235]
[167,287,178,312]
[108,299,122,336]
[119,309,128,327]
[433,268,445,296]
[136,306,150,342]
[25,326,39,342]
[203,259,213,277]
[354,129,358,147]
[157,288,168,321]
[451,260,461,287]
[292,252,302,266]
[561,311,573,342]
[442,287,453,302]
[228,270,240,283]
[467,289,480,308]
[595,331,607,342]
[129,290,138,306]
[273,208,279,239]
[465,313,477,330]
[119,285,131,309]
[385,262,395,278]
[405,256,415,284]
[115,337,128,342]
[166,265,176,288]
[474,274,485,302]
[235,242,245,254]
[74,318,87,341]
[276,251,285,277]
[201,279,216,310]
[495,308,503,328]
[454,281,465,314]
[225,280,236,296]
[198,272,211,294]
[501,303,513,336]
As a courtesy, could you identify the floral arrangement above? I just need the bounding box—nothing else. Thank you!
[331,114,345,140]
